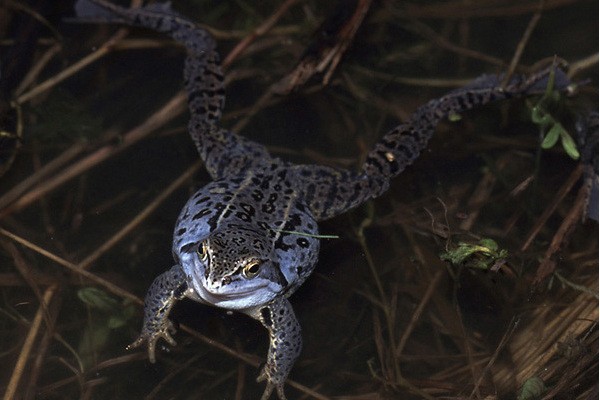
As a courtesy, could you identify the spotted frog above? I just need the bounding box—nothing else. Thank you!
[74,1,571,398]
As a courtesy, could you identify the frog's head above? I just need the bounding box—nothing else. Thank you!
[176,225,290,310]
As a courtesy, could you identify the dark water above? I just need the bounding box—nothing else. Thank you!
[0,1,597,399]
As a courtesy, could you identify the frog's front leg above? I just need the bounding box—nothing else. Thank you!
[128,264,188,363]
[247,297,302,400]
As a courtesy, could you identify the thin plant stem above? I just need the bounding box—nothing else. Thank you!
[3,285,57,400]
[78,160,203,270]
[0,92,187,216]
[0,227,142,305]
[501,0,545,87]
[356,220,435,400]
[395,269,443,357]
[521,165,582,251]
[222,0,300,67]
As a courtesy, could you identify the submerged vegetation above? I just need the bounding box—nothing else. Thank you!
[0,0,597,399]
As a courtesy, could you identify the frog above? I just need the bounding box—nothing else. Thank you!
[74,1,572,398]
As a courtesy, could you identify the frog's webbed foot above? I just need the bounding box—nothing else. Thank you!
[257,364,286,400]
[127,318,177,363]
[127,264,187,363]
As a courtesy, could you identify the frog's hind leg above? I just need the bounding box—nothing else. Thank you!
[293,67,572,221]
[74,0,272,179]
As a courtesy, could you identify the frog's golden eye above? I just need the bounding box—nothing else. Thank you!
[197,242,208,261]
[243,260,261,278]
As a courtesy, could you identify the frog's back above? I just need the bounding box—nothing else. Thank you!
[173,163,320,291]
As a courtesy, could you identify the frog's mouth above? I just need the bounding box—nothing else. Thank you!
[189,275,273,310]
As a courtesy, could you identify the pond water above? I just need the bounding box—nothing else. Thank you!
[0,1,597,399]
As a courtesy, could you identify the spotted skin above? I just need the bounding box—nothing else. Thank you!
[75,1,571,398]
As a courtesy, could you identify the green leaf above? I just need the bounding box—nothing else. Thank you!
[107,301,136,329]
[78,288,120,313]
[448,111,462,122]
[440,239,508,270]
[559,129,580,159]
[78,324,111,368]
[518,376,546,400]
[531,105,553,126]
[107,315,127,329]
[120,300,136,320]
[541,123,562,149]
[478,238,499,252]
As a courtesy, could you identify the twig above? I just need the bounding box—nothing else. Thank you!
[3,0,62,41]
[2,0,296,215]
[0,141,88,210]
[180,325,332,400]
[458,153,511,231]
[567,53,599,79]
[234,358,245,400]
[350,65,475,88]
[532,184,587,288]
[521,165,582,251]
[356,219,436,399]
[222,0,300,67]
[77,160,203,270]
[223,0,303,133]
[15,42,62,96]
[0,227,142,305]
[492,276,598,390]
[391,0,581,19]
[554,271,599,299]
[15,29,127,105]
[3,285,57,400]
[143,353,204,400]
[402,19,507,68]
[469,317,520,398]
[24,283,63,400]
[395,269,444,357]
[1,240,50,324]
[501,0,545,87]
[0,91,187,216]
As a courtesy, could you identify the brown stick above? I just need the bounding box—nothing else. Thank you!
[3,285,57,400]
[501,0,545,87]
[532,184,586,288]
[222,0,300,67]
[395,269,444,357]
[0,91,187,217]
[77,160,202,270]
[1,0,296,216]
[0,227,142,305]
[0,141,88,210]
[392,0,581,19]
[521,165,582,252]
[16,29,127,105]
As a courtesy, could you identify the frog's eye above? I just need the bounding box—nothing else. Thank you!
[243,260,261,278]
[197,242,208,261]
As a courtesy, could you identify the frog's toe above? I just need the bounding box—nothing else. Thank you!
[126,335,145,351]
[257,368,286,400]
[259,383,286,400]
[127,325,177,363]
